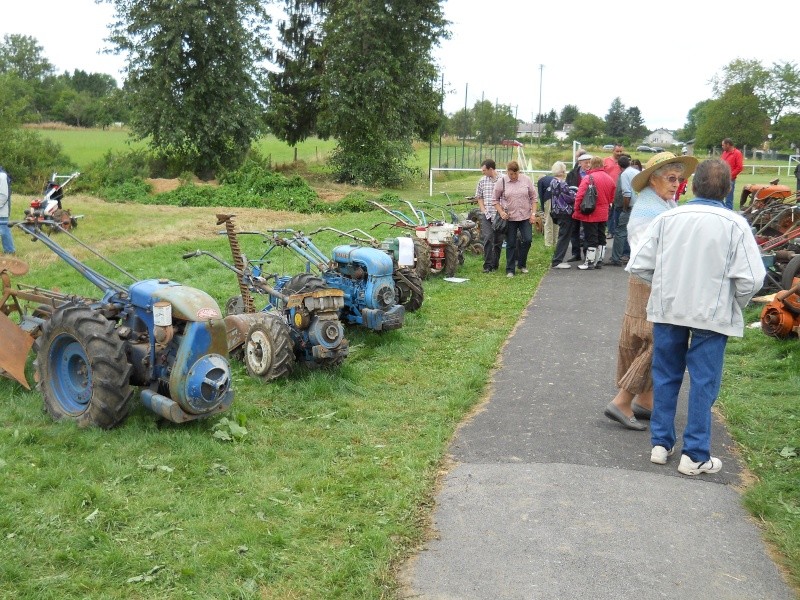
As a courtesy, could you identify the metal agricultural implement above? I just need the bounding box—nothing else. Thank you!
[369,199,462,278]
[0,218,233,428]
[183,215,349,381]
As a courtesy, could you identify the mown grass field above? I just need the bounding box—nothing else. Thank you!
[2,130,798,597]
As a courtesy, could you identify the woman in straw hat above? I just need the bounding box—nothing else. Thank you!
[603,152,698,430]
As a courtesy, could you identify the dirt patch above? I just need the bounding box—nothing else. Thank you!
[146,177,219,194]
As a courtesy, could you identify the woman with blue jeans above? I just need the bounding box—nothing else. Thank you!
[493,160,537,278]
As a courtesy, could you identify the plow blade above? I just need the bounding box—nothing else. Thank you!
[0,311,34,389]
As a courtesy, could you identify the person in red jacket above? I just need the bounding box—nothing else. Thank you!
[573,156,615,269]
[720,138,742,210]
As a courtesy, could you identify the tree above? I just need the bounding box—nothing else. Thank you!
[625,106,647,141]
[570,113,605,141]
[0,34,54,82]
[771,113,800,152]
[265,0,326,145]
[762,61,800,123]
[105,0,272,178]
[318,0,448,185]
[695,84,769,151]
[559,104,579,128]
[710,58,800,125]
[677,100,712,141]
[472,100,515,144]
[604,97,627,139]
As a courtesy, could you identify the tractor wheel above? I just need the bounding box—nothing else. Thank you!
[394,268,424,312]
[469,241,484,255]
[283,273,328,295]
[413,239,431,280]
[443,243,458,278]
[244,315,295,381]
[781,255,800,291]
[34,304,133,429]
[225,295,245,316]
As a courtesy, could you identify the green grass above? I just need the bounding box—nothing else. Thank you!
[31,127,340,172]
[718,308,800,589]
[0,206,550,599]
[3,130,798,597]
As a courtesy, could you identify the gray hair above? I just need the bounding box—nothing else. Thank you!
[551,161,567,177]
[652,162,686,179]
[692,159,731,201]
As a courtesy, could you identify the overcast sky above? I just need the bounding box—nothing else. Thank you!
[3,0,796,130]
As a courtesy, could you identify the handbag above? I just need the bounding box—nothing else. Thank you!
[491,211,507,233]
[492,176,508,232]
[580,175,597,215]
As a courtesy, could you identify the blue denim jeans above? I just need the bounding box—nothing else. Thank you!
[650,323,728,462]
[0,218,15,254]
[724,180,736,210]
[505,220,532,274]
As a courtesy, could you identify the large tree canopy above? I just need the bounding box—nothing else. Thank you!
[105,0,272,178]
[266,0,448,186]
[695,83,769,151]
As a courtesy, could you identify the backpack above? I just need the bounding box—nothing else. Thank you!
[548,178,575,216]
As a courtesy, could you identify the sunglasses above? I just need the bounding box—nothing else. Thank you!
[661,175,681,184]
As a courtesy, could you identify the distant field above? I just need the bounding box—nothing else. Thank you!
[31,126,339,170]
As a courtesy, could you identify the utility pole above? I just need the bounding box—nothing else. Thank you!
[537,64,544,146]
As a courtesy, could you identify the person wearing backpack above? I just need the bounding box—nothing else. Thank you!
[572,156,614,270]
[0,166,15,255]
[546,162,575,268]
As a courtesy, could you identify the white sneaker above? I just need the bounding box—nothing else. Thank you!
[520,267,529,274]
[554,263,571,269]
[678,454,722,476]
[650,445,675,465]
[506,272,514,278]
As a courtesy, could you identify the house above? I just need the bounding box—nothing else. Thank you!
[644,128,679,147]
[516,122,546,140]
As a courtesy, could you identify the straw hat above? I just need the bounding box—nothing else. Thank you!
[632,152,699,192]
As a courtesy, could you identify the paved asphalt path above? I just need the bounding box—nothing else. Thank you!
[400,260,796,600]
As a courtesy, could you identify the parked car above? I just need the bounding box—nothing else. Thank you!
[651,146,664,153]
[636,145,656,152]
[602,144,615,150]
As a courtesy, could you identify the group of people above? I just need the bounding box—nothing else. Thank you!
[475,144,766,477]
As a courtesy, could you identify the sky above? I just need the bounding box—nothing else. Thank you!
[3,0,797,131]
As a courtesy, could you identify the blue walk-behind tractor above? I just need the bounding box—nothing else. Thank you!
[235,228,405,333]
[0,217,234,429]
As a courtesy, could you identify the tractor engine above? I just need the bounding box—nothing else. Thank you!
[124,279,233,422]
[330,245,405,331]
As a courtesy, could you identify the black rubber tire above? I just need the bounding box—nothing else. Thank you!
[413,239,431,280]
[781,255,800,290]
[283,273,328,295]
[34,304,133,429]
[394,268,424,312]
[443,242,458,277]
[244,315,295,381]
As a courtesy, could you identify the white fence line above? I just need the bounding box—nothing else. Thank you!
[428,167,551,196]
[429,163,799,196]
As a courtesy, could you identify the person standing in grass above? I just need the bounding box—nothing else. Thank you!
[475,159,503,273]
[493,161,536,278]
[627,158,765,474]
[720,137,742,210]
[0,166,15,255]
